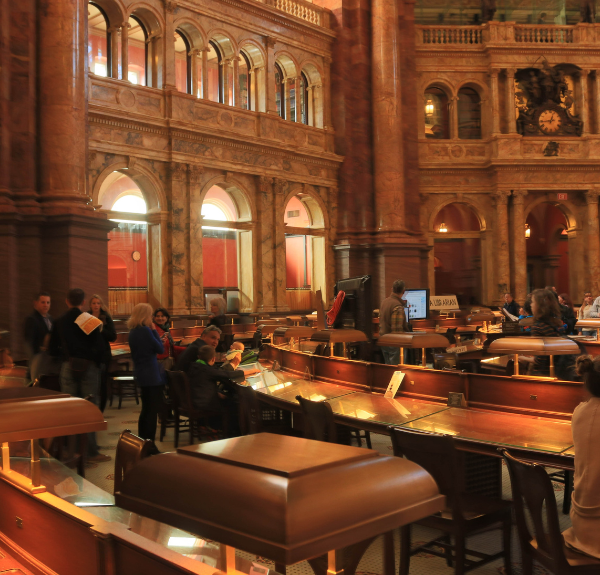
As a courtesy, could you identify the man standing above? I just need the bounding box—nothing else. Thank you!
[23,292,52,381]
[379,280,409,365]
[48,288,110,463]
[503,293,520,318]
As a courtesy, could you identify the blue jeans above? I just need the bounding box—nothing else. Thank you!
[60,361,101,456]
[382,346,400,365]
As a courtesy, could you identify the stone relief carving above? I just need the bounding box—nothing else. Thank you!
[189,165,204,182]
[170,162,187,181]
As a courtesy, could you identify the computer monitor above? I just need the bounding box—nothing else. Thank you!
[404,288,430,320]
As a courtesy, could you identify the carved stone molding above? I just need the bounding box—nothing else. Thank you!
[127,156,138,169]
[273,178,286,194]
[512,190,528,204]
[258,176,273,192]
[493,190,511,205]
[164,0,178,14]
[189,165,204,182]
[170,162,187,181]
[585,189,600,204]
[88,151,97,164]
[264,36,277,49]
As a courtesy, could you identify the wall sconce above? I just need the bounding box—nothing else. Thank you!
[425,99,435,117]
[438,222,448,233]
[525,223,531,239]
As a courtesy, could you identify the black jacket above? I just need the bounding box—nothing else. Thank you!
[174,338,203,373]
[48,308,105,365]
[503,301,520,317]
[23,310,53,358]
[187,361,245,412]
[92,310,117,365]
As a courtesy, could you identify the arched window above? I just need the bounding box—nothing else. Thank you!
[128,16,148,86]
[98,173,149,314]
[88,3,111,77]
[458,87,481,139]
[207,41,222,103]
[174,30,191,94]
[424,87,450,139]
[275,63,285,119]
[238,52,251,110]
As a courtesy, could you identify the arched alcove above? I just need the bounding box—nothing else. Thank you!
[424,86,450,139]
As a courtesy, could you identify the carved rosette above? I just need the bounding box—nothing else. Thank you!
[170,162,187,181]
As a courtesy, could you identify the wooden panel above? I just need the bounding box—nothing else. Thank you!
[313,356,371,388]
[286,289,312,311]
[108,288,148,316]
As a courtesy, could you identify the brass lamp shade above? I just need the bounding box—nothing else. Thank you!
[115,433,444,565]
[257,324,280,336]
[310,329,369,343]
[0,397,106,442]
[377,333,449,349]
[575,319,600,329]
[273,326,315,339]
[487,337,580,356]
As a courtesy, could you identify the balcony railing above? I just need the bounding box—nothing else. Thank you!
[260,0,329,27]
[418,22,598,46]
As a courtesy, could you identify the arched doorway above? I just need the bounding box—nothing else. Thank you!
[432,203,482,305]
[97,173,149,315]
[526,203,570,295]
[284,191,327,311]
[201,185,254,311]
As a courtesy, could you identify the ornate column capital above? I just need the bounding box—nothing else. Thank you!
[512,190,528,205]
[189,165,204,183]
[488,68,500,79]
[264,36,277,49]
[258,176,273,192]
[170,162,187,181]
[273,178,286,195]
[493,190,511,205]
[164,0,178,14]
[505,67,516,79]
[585,189,600,204]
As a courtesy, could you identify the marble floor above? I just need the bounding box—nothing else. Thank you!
[86,398,571,575]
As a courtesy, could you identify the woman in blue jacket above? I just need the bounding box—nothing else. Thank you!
[128,303,164,442]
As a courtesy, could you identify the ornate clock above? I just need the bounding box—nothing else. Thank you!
[537,108,562,135]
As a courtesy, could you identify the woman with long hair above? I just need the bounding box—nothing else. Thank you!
[529,288,564,375]
[562,355,600,558]
[88,294,116,412]
[152,307,184,369]
[128,303,164,444]
[558,292,577,335]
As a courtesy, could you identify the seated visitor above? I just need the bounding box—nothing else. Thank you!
[187,345,244,436]
[528,288,564,375]
[503,292,520,318]
[518,300,533,332]
[221,349,242,371]
[579,291,595,335]
[208,297,227,328]
[174,325,222,373]
[562,355,600,559]
[558,293,577,335]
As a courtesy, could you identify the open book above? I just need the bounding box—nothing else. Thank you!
[74,312,103,335]
[501,308,519,322]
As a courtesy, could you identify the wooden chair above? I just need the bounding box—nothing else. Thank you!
[295,395,371,448]
[237,383,264,435]
[114,430,154,494]
[166,370,223,447]
[108,375,139,409]
[502,450,600,575]
[390,427,513,575]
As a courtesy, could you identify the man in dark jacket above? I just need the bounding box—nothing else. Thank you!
[48,288,110,462]
[23,292,53,380]
[175,325,222,373]
[187,345,244,436]
[503,293,520,318]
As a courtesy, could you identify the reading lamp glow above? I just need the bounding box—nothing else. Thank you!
[525,223,531,239]
[425,99,434,116]
[438,222,448,233]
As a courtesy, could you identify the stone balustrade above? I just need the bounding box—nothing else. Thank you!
[417,22,600,47]
[260,0,329,28]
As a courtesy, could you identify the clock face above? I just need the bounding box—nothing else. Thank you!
[538,109,562,134]
[132,251,141,262]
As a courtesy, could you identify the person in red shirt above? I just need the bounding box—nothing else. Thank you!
[152,308,184,369]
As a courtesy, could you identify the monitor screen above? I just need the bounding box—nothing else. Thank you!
[404,289,430,320]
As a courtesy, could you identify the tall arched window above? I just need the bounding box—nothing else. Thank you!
[174,30,191,94]
[458,87,482,139]
[98,173,149,314]
[207,41,222,103]
[424,87,450,139]
[128,16,147,85]
[88,3,111,77]
[238,52,251,110]
[275,63,285,119]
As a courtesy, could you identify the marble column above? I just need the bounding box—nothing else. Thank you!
[190,50,200,97]
[285,78,292,120]
[512,191,528,305]
[579,69,589,134]
[273,178,289,311]
[257,176,276,312]
[493,190,511,302]
[232,57,240,107]
[201,48,209,99]
[371,0,404,231]
[586,190,600,295]
[222,59,231,105]
[505,68,517,134]
[295,76,302,122]
[248,68,256,111]
[164,2,177,89]
[322,56,333,129]
[170,163,190,314]
[307,86,314,127]
[264,37,278,114]
[189,165,205,313]
[121,21,129,81]
[450,96,459,139]
[38,0,89,212]
[489,69,500,134]
[108,27,120,78]
[595,71,600,134]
